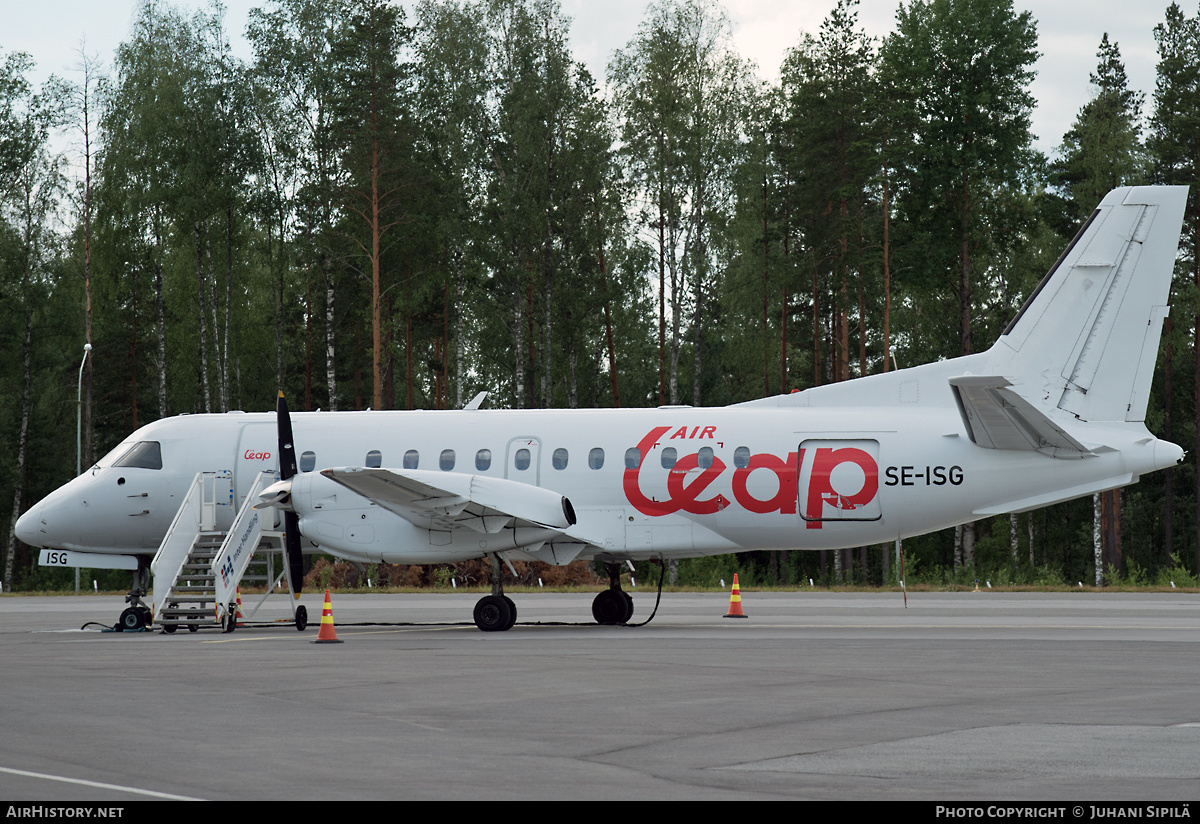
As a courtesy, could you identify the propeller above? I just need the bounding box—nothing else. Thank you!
[276,391,304,596]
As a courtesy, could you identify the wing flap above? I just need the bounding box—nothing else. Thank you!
[319,467,577,534]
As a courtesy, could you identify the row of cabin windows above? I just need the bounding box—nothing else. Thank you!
[298,445,757,473]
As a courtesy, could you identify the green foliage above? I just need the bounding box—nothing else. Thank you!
[6,0,1200,593]
[1155,553,1198,588]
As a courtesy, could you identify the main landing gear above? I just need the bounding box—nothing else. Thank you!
[592,562,634,625]
[473,553,518,632]
[468,556,642,632]
[116,559,153,632]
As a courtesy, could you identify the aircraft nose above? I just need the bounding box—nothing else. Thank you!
[14,481,93,549]
[15,502,46,547]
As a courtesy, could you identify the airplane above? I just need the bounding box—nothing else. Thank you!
[16,185,1188,633]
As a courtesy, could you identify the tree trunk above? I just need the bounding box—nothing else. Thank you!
[325,258,337,411]
[196,224,212,413]
[155,210,167,419]
[4,308,32,592]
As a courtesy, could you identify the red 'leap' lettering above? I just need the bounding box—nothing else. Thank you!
[732,452,800,514]
[623,427,731,516]
[803,447,879,529]
[624,427,804,517]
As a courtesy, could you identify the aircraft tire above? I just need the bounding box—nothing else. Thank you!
[620,590,634,623]
[473,595,513,632]
[592,590,627,625]
[295,605,308,632]
[118,607,144,632]
[502,596,517,630]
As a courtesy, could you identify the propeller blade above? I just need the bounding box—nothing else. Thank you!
[276,391,303,595]
[284,510,304,596]
[277,391,298,481]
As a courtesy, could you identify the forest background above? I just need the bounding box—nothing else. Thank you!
[3,0,1199,592]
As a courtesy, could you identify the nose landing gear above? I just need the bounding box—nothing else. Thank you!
[115,560,153,631]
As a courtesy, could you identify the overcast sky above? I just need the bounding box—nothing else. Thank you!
[4,0,1188,158]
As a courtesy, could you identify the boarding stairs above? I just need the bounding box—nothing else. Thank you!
[150,471,296,633]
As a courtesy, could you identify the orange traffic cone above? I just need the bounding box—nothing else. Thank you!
[313,590,344,644]
[724,573,748,618]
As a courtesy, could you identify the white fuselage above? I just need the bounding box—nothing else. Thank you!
[16,403,1178,566]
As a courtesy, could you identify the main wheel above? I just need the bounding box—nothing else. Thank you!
[592,590,627,625]
[619,590,634,623]
[502,596,518,631]
[473,595,513,632]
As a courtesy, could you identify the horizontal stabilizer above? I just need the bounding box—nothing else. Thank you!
[949,376,1090,458]
[974,473,1134,516]
[320,467,576,534]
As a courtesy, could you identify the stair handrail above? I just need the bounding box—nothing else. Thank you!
[150,470,229,624]
[212,471,276,618]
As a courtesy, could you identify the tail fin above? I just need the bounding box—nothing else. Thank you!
[994,186,1187,423]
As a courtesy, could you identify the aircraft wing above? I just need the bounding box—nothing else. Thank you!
[949,376,1091,458]
[319,467,577,535]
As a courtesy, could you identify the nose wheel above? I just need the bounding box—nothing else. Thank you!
[118,606,150,631]
[115,559,153,631]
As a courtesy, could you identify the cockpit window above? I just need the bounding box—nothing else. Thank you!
[112,441,162,470]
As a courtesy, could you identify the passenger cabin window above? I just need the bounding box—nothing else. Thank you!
[698,446,714,469]
[588,447,604,470]
[300,451,316,473]
[113,441,162,470]
[365,450,382,468]
[475,449,492,471]
[403,450,419,469]
[440,449,456,471]
[514,448,531,471]
[552,448,568,470]
[661,447,677,469]
[734,446,750,469]
[624,447,641,470]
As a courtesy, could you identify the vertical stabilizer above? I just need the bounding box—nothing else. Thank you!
[994,186,1187,423]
